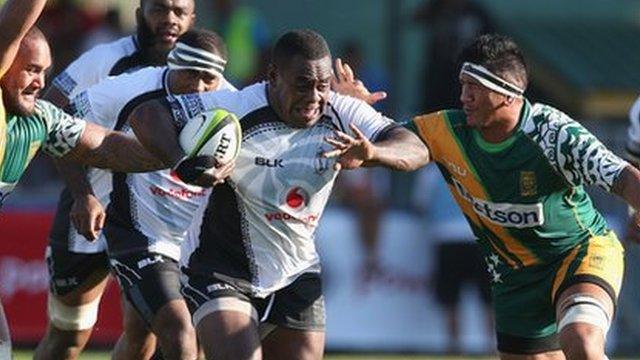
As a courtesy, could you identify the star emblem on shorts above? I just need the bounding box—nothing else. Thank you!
[491,272,502,283]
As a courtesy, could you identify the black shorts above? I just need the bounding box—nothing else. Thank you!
[434,242,491,306]
[181,271,325,332]
[109,252,183,326]
[46,245,110,296]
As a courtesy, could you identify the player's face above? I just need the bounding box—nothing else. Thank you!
[0,38,51,116]
[172,69,221,94]
[459,73,506,129]
[269,55,332,128]
[138,0,195,53]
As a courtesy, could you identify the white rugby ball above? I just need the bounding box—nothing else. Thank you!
[179,108,241,164]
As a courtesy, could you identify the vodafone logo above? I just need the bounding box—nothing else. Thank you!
[286,187,308,209]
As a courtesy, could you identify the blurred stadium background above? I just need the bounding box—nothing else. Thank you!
[3,0,640,358]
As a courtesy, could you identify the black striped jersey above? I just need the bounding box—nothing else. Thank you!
[50,67,235,260]
[169,82,397,297]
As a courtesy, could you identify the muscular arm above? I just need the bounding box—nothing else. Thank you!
[62,121,165,173]
[367,126,430,171]
[612,165,640,211]
[0,0,47,77]
[127,98,185,168]
[326,124,430,172]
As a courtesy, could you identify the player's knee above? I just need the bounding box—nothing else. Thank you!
[557,293,609,360]
[48,295,99,331]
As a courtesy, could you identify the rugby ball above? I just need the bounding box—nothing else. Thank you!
[179,108,241,164]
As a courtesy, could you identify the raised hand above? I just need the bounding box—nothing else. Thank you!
[323,123,375,170]
[331,58,387,105]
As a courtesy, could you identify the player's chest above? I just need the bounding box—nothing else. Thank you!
[231,123,337,195]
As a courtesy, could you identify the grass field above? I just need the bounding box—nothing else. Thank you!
[13,350,501,360]
[12,351,640,359]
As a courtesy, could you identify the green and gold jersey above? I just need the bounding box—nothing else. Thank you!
[0,99,86,207]
[406,100,628,269]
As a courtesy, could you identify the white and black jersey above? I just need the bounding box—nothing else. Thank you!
[97,71,236,261]
[49,35,156,254]
[51,36,147,100]
[170,82,398,297]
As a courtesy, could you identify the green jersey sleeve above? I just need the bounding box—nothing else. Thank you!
[35,100,86,158]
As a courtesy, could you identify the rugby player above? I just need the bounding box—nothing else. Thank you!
[0,0,172,358]
[326,33,640,360]
[127,29,424,360]
[35,1,196,359]
[97,29,232,360]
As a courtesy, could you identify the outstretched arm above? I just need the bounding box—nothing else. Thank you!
[61,121,165,173]
[325,123,430,171]
[0,0,48,78]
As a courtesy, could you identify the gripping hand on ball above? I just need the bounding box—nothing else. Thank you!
[172,156,235,187]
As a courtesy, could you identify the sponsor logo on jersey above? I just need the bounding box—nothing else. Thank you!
[285,187,308,209]
[137,255,164,269]
[520,171,537,196]
[149,185,207,199]
[445,159,467,177]
[206,282,236,293]
[264,211,319,224]
[453,179,544,228]
[255,157,284,168]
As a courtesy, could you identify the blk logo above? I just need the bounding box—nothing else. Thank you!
[255,157,284,168]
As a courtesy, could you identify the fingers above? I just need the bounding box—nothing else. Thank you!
[335,58,345,81]
[343,62,355,82]
[322,148,345,158]
[367,91,387,105]
[349,123,366,140]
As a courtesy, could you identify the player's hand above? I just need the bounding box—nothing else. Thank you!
[331,58,387,106]
[625,211,640,244]
[70,194,105,241]
[323,123,375,170]
[173,155,235,187]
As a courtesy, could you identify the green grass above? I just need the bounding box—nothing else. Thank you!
[13,351,640,360]
[13,350,499,360]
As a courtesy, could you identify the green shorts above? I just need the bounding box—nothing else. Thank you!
[487,231,624,354]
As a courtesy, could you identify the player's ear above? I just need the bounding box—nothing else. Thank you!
[267,63,278,84]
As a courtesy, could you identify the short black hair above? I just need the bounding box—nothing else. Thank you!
[272,29,331,68]
[458,34,528,89]
[177,28,228,61]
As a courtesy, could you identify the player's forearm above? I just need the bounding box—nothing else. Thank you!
[0,0,48,76]
[367,127,430,171]
[612,165,640,211]
[53,158,95,199]
[84,132,166,173]
[129,99,185,168]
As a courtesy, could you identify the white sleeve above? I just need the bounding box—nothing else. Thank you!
[329,92,397,141]
[67,80,122,130]
[35,101,87,158]
[51,43,125,99]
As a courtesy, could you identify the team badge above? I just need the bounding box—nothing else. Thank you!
[520,171,537,197]
[285,187,309,210]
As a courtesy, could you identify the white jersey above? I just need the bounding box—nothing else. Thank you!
[170,82,397,297]
[104,74,236,261]
[49,35,152,253]
[51,36,144,100]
